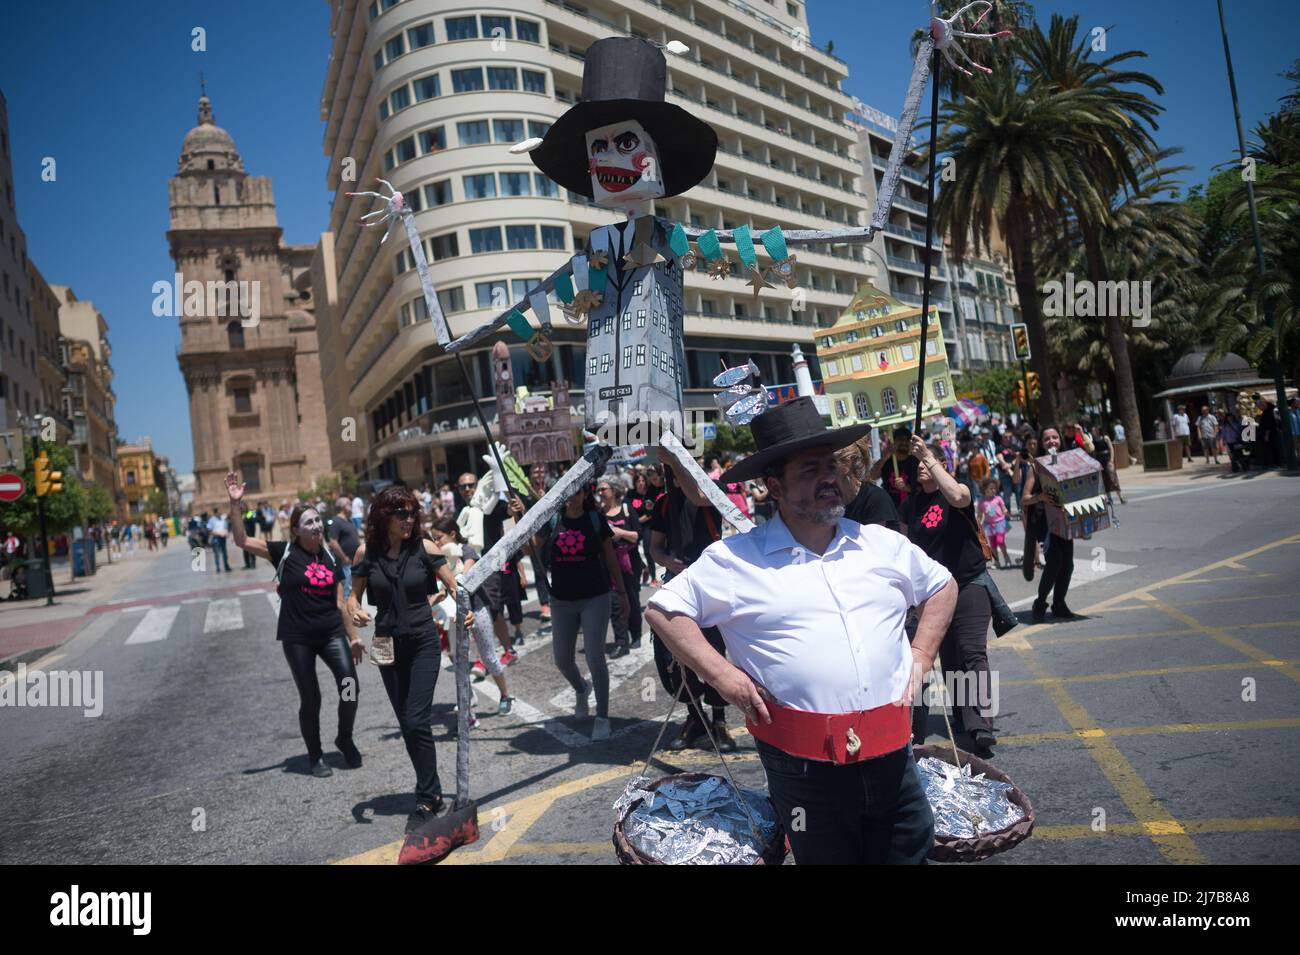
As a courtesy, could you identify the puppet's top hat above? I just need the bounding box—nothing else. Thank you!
[529,37,717,199]
[721,397,874,483]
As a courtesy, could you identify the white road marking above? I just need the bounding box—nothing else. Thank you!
[181,597,207,605]
[266,592,280,615]
[125,606,182,645]
[1005,559,1136,610]
[202,598,244,633]
[237,588,265,596]
[550,640,655,711]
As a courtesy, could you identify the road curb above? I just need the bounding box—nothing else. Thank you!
[0,612,97,674]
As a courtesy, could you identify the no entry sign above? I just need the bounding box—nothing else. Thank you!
[0,472,25,502]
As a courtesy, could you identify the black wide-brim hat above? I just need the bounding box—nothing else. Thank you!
[529,37,717,199]
[722,396,874,483]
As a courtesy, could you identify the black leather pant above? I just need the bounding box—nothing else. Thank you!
[282,635,359,763]
[1038,533,1074,606]
[380,627,443,805]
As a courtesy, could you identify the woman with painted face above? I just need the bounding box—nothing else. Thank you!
[1020,426,1077,622]
[899,439,997,755]
[532,484,629,741]
[347,487,469,826]
[225,472,363,778]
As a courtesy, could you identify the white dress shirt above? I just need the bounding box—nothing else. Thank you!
[647,512,952,714]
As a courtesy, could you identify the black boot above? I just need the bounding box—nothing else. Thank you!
[712,718,737,753]
[336,736,363,769]
[669,714,706,751]
[1051,601,1078,620]
[1031,599,1047,623]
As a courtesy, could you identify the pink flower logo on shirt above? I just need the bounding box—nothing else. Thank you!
[921,504,944,529]
[555,529,586,556]
[304,561,334,587]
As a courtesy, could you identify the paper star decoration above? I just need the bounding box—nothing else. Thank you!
[570,289,604,317]
[747,265,775,301]
[708,257,732,280]
[587,250,609,270]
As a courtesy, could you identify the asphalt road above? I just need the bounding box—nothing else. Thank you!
[1,468,1297,865]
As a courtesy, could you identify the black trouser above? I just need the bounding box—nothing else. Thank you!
[640,532,656,581]
[612,567,642,646]
[652,624,727,721]
[379,627,442,805]
[281,635,359,763]
[913,584,993,735]
[756,740,934,865]
[1038,533,1074,606]
[243,539,257,568]
[504,563,524,627]
[527,550,550,607]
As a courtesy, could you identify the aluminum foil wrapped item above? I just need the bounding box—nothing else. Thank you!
[613,775,779,865]
[917,756,1025,840]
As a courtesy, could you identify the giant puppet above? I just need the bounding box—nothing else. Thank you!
[349,2,1013,864]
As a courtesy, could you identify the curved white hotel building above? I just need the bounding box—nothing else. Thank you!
[316,0,879,484]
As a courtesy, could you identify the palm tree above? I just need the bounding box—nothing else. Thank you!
[1017,13,1165,459]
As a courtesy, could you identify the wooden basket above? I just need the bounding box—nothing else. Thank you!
[612,773,787,866]
[913,744,1035,862]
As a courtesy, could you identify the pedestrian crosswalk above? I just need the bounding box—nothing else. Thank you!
[117,590,286,646]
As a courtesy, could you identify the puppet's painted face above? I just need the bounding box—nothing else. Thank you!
[585,120,664,208]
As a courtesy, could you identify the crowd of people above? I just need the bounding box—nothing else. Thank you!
[1165,394,1298,470]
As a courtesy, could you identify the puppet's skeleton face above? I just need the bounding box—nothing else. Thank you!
[585,120,664,208]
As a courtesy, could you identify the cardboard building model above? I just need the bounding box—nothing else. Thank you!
[1034,449,1113,540]
[491,341,575,466]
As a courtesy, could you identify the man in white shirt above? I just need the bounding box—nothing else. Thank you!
[350,493,365,529]
[646,398,958,864]
[206,511,232,573]
[1171,405,1191,458]
[1195,405,1220,464]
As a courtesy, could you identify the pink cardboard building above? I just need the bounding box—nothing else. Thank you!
[1033,448,1112,539]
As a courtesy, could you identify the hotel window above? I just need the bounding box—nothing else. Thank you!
[379,100,390,121]
[845,329,858,342]
[851,354,863,371]
[534,174,559,197]
[540,225,566,249]
[600,354,611,374]
[506,225,537,250]
[659,350,668,372]
[394,248,413,274]
[500,171,530,196]
[652,346,660,369]
[819,336,832,347]
[446,15,477,39]
[589,319,600,339]
[457,120,489,145]
[521,70,547,94]
[430,231,459,259]
[588,356,598,376]
[907,383,919,407]
[933,378,947,399]
[895,319,907,332]
[636,309,647,328]
[901,344,915,360]
[603,316,613,335]
[423,181,454,207]
[854,393,871,418]
[473,226,501,252]
[373,50,384,73]
[825,360,838,376]
[881,387,897,413]
[516,18,540,42]
[482,15,512,38]
[413,74,441,101]
[636,344,646,365]
[385,35,405,61]
[623,346,632,369]
[511,278,539,302]
[405,186,423,212]
[233,387,252,414]
[419,125,446,153]
[632,279,643,295]
[870,324,884,337]
[622,309,632,330]
[408,22,434,49]
[389,85,411,112]
[488,67,518,91]
[463,173,496,199]
[527,120,551,138]
[476,280,507,309]
[452,67,485,92]
[926,339,937,355]
[394,135,417,164]
[493,118,524,142]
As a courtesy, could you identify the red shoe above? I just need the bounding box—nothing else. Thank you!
[540,605,551,619]
[470,660,486,681]
[500,650,519,667]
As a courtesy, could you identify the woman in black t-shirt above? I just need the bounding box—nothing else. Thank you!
[598,475,643,657]
[899,439,997,755]
[347,487,465,826]
[225,473,362,779]
[532,486,628,741]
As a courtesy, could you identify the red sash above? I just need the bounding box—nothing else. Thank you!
[748,697,912,764]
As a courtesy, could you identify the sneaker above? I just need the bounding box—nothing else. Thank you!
[309,758,333,778]
[513,629,525,648]
[574,679,591,718]
[335,736,363,769]
[500,650,519,667]
[630,637,642,650]
[540,605,551,620]
[498,695,514,715]
[470,660,487,681]
[591,716,611,741]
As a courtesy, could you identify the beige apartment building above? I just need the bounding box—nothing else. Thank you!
[317,0,877,485]
[118,438,165,520]
[28,262,72,444]
[51,284,119,492]
[169,93,333,514]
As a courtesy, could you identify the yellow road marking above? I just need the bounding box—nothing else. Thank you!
[1001,658,1300,687]
[1035,816,1300,840]
[1017,619,1300,648]
[1138,594,1300,684]
[1162,573,1278,584]
[999,717,1300,745]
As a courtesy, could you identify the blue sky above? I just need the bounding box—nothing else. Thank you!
[1,1,1293,474]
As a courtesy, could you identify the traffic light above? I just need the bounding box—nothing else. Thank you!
[1028,372,1041,401]
[1011,323,1031,361]
[34,451,63,497]
[1014,382,1025,408]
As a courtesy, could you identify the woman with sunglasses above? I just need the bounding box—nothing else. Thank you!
[225,472,363,778]
[348,487,469,826]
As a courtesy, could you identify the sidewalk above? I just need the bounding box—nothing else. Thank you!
[0,544,169,670]
[1114,455,1287,490]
